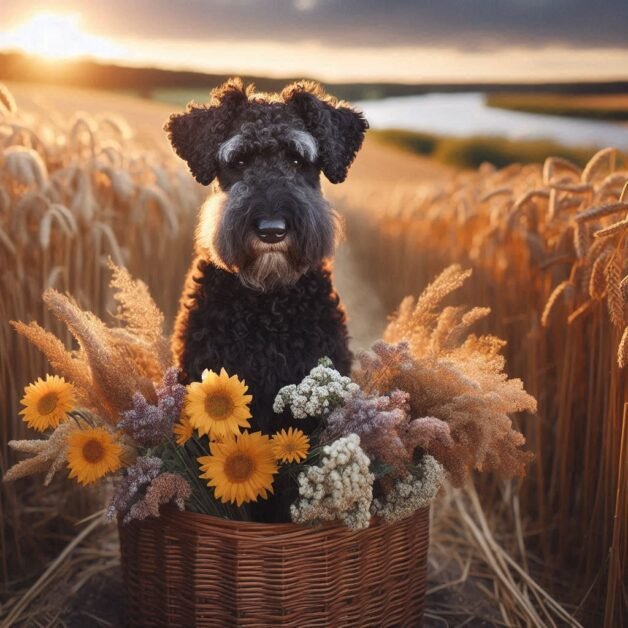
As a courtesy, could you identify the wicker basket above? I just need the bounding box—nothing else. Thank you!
[118,506,430,627]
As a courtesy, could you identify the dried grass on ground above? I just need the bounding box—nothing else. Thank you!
[337,147,626,626]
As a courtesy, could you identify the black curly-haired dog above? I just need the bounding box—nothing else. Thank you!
[165,78,368,445]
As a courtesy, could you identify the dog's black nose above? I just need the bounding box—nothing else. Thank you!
[255,218,287,243]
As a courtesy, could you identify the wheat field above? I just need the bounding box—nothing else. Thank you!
[0,82,626,626]
[333,147,627,625]
[0,83,203,600]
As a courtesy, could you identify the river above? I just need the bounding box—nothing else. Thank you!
[355,93,628,150]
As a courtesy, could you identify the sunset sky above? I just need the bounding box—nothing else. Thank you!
[1,1,627,82]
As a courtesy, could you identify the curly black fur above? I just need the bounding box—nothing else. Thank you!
[165,78,368,186]
[282,81,369,184]
[173,256,352,430]
[164,79,251,185]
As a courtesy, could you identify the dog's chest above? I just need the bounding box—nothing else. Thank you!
[220,283,335,368]
[182,262,351,430]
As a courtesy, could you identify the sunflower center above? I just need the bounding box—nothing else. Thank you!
[224,452,255,482]
[37,392,59,416]
[205,393,233,420]
[82,438,105,464]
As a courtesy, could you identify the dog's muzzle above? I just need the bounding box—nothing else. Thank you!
[255,218,287,244]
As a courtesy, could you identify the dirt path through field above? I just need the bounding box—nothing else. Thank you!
[326,134,456,349]
[7,83,453,351]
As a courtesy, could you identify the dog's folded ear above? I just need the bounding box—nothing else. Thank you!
[282,81,369,184]
[164,78,250,185]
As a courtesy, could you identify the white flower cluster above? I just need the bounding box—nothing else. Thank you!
[371,454,444,523]
[290,434,374,530]
[273,358,359,419]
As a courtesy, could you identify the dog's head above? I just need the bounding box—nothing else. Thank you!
[165,78,368,291]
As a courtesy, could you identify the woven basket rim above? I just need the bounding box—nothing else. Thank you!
[121,504,429,539]
[119,505,430,626]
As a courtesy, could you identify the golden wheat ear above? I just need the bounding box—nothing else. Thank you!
[10,320,93,400]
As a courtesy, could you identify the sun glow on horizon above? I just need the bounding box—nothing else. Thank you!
[0,12,124,61]
[0,10,626,83]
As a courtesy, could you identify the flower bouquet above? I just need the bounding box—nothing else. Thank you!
[5,263,535,627]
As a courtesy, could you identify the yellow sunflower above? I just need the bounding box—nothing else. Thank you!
[198,431,277,506]
[66,427,123,485]
[271,427,310,464]
[173,414,194,446]
[185,368,252,440]
[19,375,75,432]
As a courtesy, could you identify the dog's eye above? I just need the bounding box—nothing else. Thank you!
[292,156,304,167]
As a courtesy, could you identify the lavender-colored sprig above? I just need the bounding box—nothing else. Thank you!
[156,366,186,417]
[106,456,162,521]
[118,367,186,446]
[322,388,451,476]
[324,389,409,441]
[125,472,191,523]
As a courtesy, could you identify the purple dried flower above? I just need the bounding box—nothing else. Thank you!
[323,388,451,477]
[156,366,186,417]
[106,456,162,521]
[325,389,409,441]
[125,472,191,523]
[118,367,185,446]
[323,389,410,474]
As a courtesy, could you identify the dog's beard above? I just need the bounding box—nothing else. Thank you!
[239,239,306,291]
[197,188,334,291]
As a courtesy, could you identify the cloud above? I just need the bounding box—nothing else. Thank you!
[99,0,628,49]
[3,0,627,50]
[293,0,319,11]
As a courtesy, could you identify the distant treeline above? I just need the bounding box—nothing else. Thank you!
[487,93,628,121]
[370,128,596,170]
[1,52,628,101]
